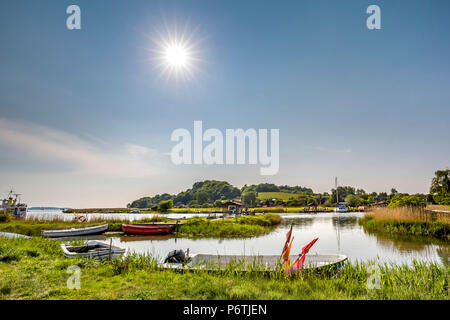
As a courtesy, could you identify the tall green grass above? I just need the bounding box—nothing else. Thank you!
[0,237,448,300]
[178,214,282,237]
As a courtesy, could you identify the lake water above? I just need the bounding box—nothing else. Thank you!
[27,210,449,265]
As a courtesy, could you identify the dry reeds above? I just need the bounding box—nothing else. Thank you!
[366,207,450,225]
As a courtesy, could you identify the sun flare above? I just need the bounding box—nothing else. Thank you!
[164,44,189,68]
[149,22,203,82]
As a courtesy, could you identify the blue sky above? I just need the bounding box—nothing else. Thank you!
[0,0,449,207]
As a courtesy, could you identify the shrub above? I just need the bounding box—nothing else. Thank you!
[158,199,174,212]
[0,213,13,223]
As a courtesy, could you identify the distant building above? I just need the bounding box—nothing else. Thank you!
[373,201,387,207]
[222,200,243,215]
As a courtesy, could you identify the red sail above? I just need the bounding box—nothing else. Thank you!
[291,238,319,270]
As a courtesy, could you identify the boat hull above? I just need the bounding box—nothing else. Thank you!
[41,224,108,238]
[122,223,175,235]
[60,240,125,259]
[164,253,348,273]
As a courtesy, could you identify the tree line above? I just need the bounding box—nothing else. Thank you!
[128,169,450,209]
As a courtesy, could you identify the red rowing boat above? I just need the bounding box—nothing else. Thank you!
[121,223,175,235]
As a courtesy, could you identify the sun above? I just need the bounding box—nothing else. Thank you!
[149,22,203,82]
[164,44,189,68]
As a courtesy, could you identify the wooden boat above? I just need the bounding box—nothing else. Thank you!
[60,240,125,259]
[41,224,108,238]
[0,232,31,239]
[121,223,176,235]
[164,252,348,273]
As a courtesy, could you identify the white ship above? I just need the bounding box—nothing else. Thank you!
[1,190,27,217]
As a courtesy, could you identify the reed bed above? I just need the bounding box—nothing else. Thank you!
[360,207,450,239]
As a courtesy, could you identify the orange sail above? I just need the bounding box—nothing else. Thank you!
[281,225,293,257]
[282,237,294,271]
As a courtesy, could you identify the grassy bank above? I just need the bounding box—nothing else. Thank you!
[0,214,281,238]
[0,237,448,300]
[0,216,172,236]
[178,214,282,237]
[359,207,450,240]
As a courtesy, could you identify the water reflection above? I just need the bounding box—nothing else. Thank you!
[31,210,449,265]
[436,247,449,265]
[331,216,359,230]
[120,234,174,242]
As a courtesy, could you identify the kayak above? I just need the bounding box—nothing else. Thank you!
[121,223,176,235]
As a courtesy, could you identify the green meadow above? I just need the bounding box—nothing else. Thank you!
[257,192,298,200]
[0,237,448,300]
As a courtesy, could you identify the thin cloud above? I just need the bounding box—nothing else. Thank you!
[0,118,166,178]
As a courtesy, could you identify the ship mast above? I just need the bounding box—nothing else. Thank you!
[335,177,340,252]
[335,177,338,204]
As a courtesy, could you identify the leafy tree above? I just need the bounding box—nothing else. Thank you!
[388,194,426,208]
[356,188,366,196]
[242,191,257,206]
[157,199,173,212]
[213,199,223,207]
[330,186,355,204]
[130,193,174,208]
[345,194,362,207]
[430,169,450,205]
[306,196,317,207]
[196,192,209,205]
[188,200,200,208]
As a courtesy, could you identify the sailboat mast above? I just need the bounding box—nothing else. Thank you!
[335,177,338,204]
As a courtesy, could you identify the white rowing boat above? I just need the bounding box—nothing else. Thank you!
[41,224,108,238]
[0,232,31,239]
[60,240,125,259]
[163,251,348,273]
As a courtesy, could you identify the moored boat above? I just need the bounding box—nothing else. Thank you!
[334,203,349,213]
[163,251,348,273]
[60,240,125,259]
[1,189,27,218]
[122,223,176,235]
[0,231,31,239]
[41,224,108,238]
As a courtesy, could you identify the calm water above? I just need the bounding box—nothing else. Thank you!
[27,210,449,265]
